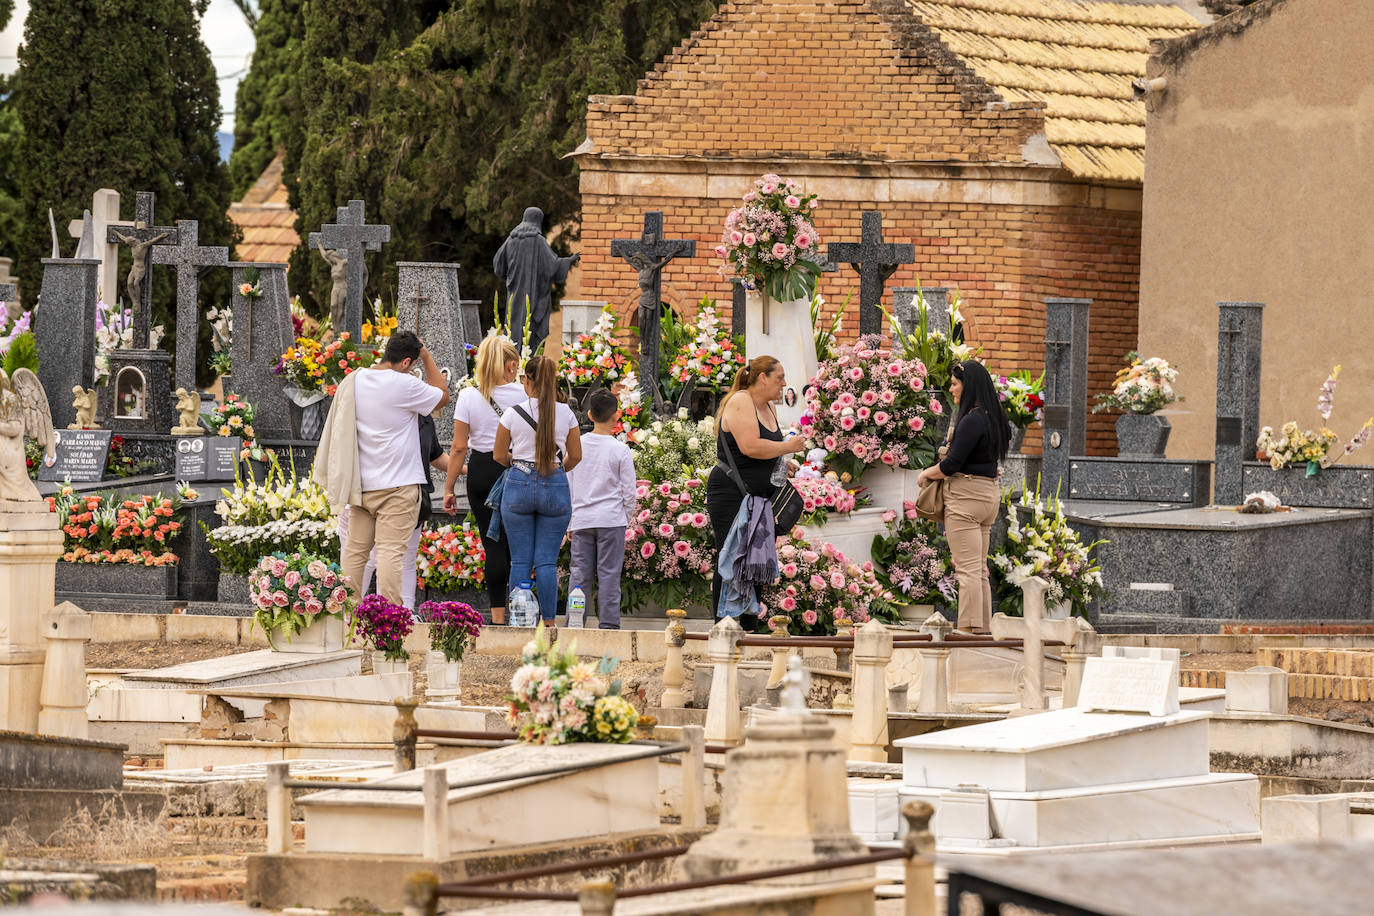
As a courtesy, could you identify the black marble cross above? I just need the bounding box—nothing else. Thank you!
[150,220,228,392]
[610,211,695,406]
[308,200,391,341]
[826,211,914,336]
[107,191,180,348]
[1213,301,1265,504]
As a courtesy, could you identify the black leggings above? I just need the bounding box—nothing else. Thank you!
[466,450,511,608]
[706,466,746,619]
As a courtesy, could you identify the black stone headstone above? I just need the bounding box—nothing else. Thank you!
[1041,297,1091,498]
[38,428,112,482]
[610,212,695,407]
[34,257,100,429]
[106,191,179,349]
[226,262,294,441]
[1214,301,1264,505]
[308,200,391,341]
[150,220,229,393]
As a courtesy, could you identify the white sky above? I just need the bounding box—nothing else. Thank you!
[0,0,255,134]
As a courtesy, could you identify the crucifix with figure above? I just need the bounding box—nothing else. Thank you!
[308,200,391,341]
[150,219,229,392]
[610,212,695,407]
[825,211,914,336]
[107,191,180,349]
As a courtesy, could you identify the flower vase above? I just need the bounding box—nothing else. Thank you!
[858,464,923,512]
[1008,424,1027,454]
[898,602,935,623]
[371,654,408,676]
[425,650,463,700]
[266,614,346,654]
[1045,600,1072,620]
[1115,413,1171,458]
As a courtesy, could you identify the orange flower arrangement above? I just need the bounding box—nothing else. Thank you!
[47,485,188,566]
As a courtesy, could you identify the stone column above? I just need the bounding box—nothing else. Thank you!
[1041,297,1091,499]
[703,617,743,747]
[660,609,687,709]
[850,619,893,762]
[680,724,707,829]
[421,766,450,860]
[0,506,66,734]
[902,801,937,916]
[915,612,952,714]
[1214,301,1265,505]
[34,258,100,430]
[37,601,92,739]
[265,761,293,854]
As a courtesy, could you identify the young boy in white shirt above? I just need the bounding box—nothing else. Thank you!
[566,389,637,629]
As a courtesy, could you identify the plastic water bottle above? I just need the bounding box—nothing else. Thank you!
[510,581,537,627]
[566,587,586,629]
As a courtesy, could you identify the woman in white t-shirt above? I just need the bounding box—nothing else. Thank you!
[443,336,525,623]
[494,355,582,623]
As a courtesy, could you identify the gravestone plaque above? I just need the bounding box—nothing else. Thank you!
[825,211,914,336]
[308,200,391,341]
[1041,297,1091,498]
[398,262,462,447]
[1077,655,1180,717]
[1069,457,1211,507]
[38,429,112,482]
[1214,301,1264,505]
[175,435,240,482]
[151,220,229,393]
[106,191,179,348]
[611,212,695,408]
[460,300,482,351]
[33,258,100,429]
[226,262,294,440]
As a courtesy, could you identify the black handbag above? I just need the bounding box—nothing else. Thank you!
[720,440,805,534]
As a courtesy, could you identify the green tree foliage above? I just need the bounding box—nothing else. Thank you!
[16,0,236,383]
[228,0,305,198]
[286,0,719,321]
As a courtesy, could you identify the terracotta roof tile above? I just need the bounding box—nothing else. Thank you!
[228,152,299,266]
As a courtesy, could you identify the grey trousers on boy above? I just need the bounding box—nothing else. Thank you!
[569,526,626,629]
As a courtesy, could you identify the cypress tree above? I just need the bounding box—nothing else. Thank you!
[16,0,235,381]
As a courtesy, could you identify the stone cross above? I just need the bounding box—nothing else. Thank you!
[68,189,132,303]
[892,286,952,339]
[1213,301,1264,505]
[107,191,179,348]
[398,262,463,447]
[610,211,695,405]
[1041,297,1091,498]
[307,200,391,341]
[151,219,229,392]
[226,262,295,440]
[825,211,914,336]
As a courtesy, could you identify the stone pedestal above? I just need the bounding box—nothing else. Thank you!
[682,711,869,884]
[100,349,175,433]
[745,289,815,427]
[37,601,92,739]
[0,507,66,734]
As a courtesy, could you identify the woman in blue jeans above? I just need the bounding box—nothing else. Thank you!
[494,356,582,622]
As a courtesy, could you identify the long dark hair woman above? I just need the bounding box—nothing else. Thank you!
[494,355,583,623]
[915,359,1009,632]
[706,355,807,630]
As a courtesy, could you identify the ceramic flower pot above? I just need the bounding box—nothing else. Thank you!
[371,654,408,676]
[288,396,332,440]
[1115,413,1171,458]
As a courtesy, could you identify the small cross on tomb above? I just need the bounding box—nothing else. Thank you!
[150,219,229,392]
[610,211,695,406]
[308,200,391,340]
[1218,316,1246,389]
[107,191,180,348]
[825,211,914,336]
[1044,335,1073,405]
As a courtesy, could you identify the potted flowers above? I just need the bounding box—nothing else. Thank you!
[417,600,484,700]
[416,519,486,606]
[995,371,1045,453]
[249,551,353,652]
[275,331,381,439]
[760,531,897,635]
[209,392,270,466]
[49,486,191,599]
[991,483,1106,618]
[557,304,633,392]
[668,298,745,416]
[715,174,822,302]
[1092,352,1181,457]
[354,593,415,674]
[507,625,639,744]
[870,502,958,620]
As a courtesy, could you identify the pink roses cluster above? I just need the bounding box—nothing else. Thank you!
[803,336,942,476]
[759,531,897,635]
[619,476,715,609]
[250,551,352,640]
[716,174,823,302]
[792,477,859,525]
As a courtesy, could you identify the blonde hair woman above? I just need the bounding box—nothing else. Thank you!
[444,335,524,623]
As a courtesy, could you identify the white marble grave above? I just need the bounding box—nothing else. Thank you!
[119,648,362,691]
[802,507,888,568]
[297,742,659,856]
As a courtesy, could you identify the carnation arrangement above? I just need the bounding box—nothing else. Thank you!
[276,331,381,398]
[996,371,1045,429]
[716,173,823,302]
[668,299,745,393]
[507,625,639,745]
[991,482,1106,617]
[613,370,649,439]
[210,392,269,463]
[249,551,353,642]
[416,518,486,594]
[1092,352,1180,415]
[205,460,337,575]
[759,531,897,635]
[48,484,193,566]
[630,411,717,484]
[1256,365,1373,475]
[558,305,633,387]
[417,600,484,663]
[620,475,714,611]
[803,335,940,479]
[354,593,415,663]
[870,502,957,606]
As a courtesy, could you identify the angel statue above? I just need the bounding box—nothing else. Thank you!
[172,388,204,436]
[0,369,55,504]
[70,386,99,430]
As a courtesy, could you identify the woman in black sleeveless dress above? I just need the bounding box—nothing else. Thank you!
[707,355,808,629]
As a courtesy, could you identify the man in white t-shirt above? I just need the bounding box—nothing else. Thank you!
[342,330,449,605]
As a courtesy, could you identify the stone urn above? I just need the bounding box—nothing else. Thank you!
[1115,413,1171,458]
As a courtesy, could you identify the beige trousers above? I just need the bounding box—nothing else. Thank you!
[943,474,1001,630]
[341,485,421,606]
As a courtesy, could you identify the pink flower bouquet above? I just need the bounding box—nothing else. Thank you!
[249,551,353,642]
[792,476,861,525]
[760,531,898,635]
[620,476,714,610]
[717,174,823,302]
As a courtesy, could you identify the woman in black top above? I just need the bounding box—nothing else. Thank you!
[916,360,1009,631]
[707,355,807,629]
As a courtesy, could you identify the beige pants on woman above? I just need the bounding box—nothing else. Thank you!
[943,474,1001,630]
